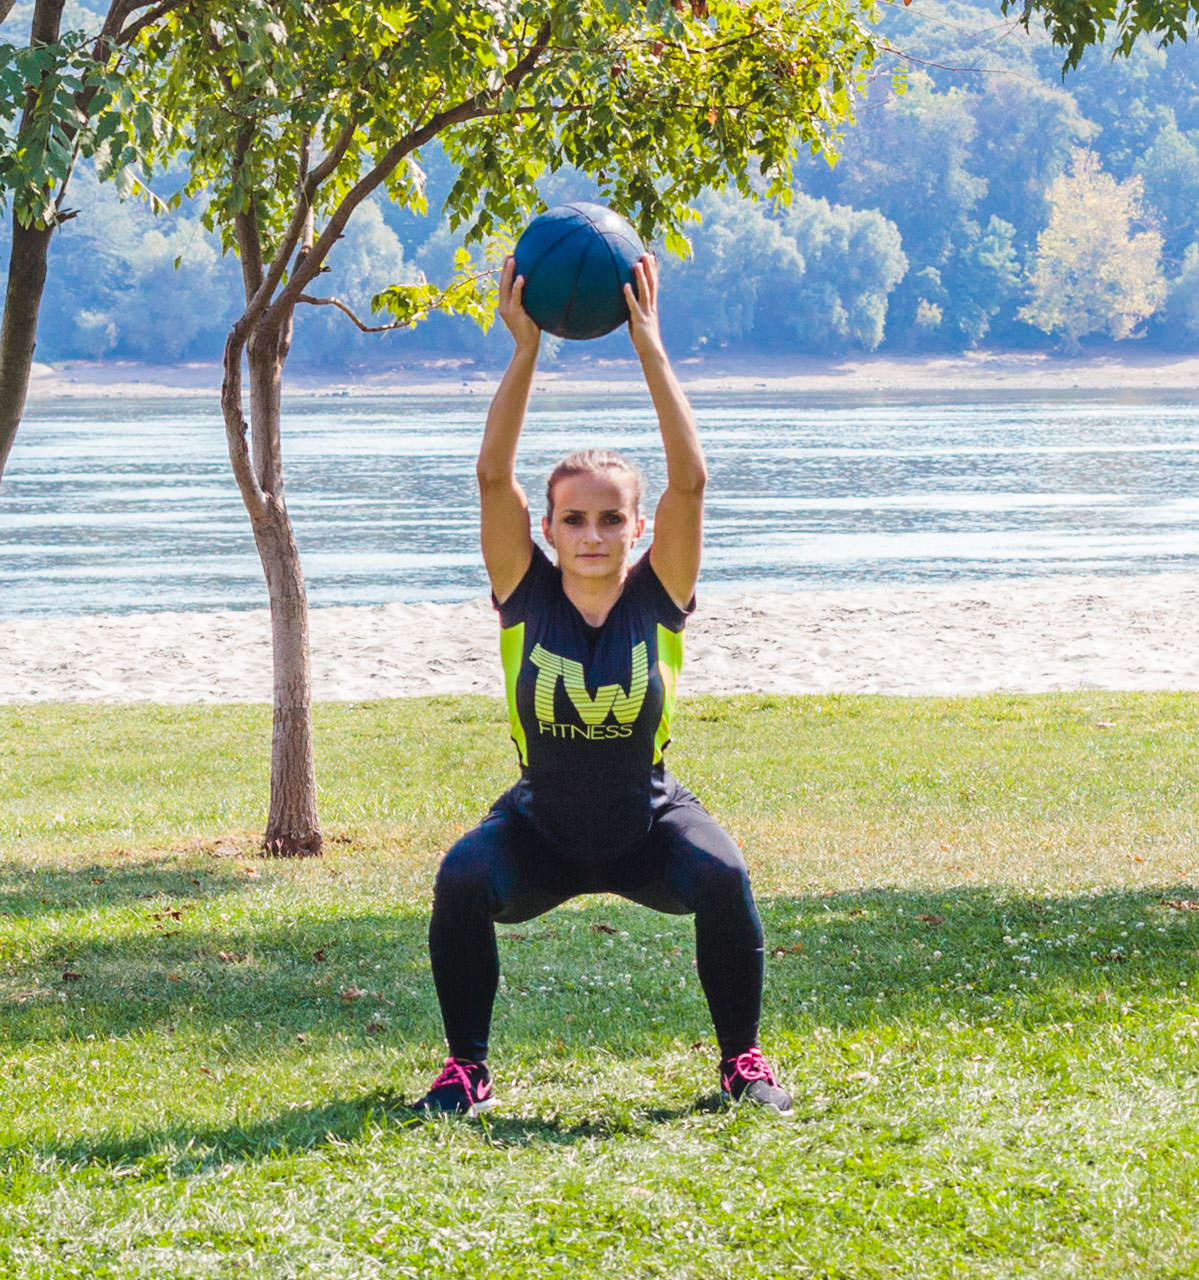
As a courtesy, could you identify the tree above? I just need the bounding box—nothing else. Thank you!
[823,74,986,272]
[134,0,883,855]
[943,214,1021,347]
[809,72,992,349]
[8,160,241,361]
[968,77,1095,253]
[1,0,71,479]
[288,198,420,366]
[1134,113,1199,266]
[659,192,807,350]
[1018,148,1166,353]
[778,194,906,351]
[0,0,185,480]
[1158,240,1199,349]
[1002,0,1199,70]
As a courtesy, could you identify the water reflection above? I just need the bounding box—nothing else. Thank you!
[2,389,1197,617]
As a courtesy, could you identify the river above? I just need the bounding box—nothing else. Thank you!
[2,387,1197,617]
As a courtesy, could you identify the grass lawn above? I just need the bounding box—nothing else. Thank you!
[0,692,1196,1278]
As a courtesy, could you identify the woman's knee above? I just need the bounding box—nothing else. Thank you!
[433,826,506,910]
[693,849,754,905]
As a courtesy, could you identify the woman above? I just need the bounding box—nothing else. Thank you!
[414,253,792,1117]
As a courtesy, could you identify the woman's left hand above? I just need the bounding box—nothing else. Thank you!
[625,254,666,360]
[497,255,542,352]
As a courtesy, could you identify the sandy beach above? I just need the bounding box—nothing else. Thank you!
[3,573,1197,704]
[26,345,1199,400]
[12,351,1199,703]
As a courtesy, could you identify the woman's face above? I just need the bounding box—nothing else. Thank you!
[542,471,645,583]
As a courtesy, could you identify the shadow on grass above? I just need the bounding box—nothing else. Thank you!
[757,881,1199,1031]
[3,862,1196,1038]
[2,870,1196,1176]
[0,908,445,1046]
[0,856,245,919]
[3,868,1196,1047]
[7,1091,715,1181]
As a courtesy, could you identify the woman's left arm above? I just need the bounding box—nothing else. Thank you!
[626,255,706,610]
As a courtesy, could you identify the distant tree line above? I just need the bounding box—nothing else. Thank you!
[7,0,1199,367]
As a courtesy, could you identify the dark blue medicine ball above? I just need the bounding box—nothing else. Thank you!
[512,202,646,341]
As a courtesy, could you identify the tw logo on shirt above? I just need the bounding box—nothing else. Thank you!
[529,641,648,739]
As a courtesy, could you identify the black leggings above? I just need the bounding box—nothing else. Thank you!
[428,785,765,1062]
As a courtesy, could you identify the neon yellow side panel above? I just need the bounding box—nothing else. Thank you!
[654,624,686,764]
[499,622,528,765]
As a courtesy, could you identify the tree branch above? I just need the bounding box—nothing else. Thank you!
[40,0,196,241]
[298,270,497,331]
[240,117,358,330]
[878,42,1033,77]
[98,0,139,44]
[87,1,192,86]
[298,294,406,332]
[232,124,265,308]
[266,19,554,325]
[295,132,314,271]
[221,326,266,516]
[115,0,192,45]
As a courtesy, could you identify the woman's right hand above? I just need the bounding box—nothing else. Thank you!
[497,256,541,352]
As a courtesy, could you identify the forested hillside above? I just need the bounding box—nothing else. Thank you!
[7,0,1199,367]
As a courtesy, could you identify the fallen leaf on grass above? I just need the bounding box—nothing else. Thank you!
[916,914,946,926]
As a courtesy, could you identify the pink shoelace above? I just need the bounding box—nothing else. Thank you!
[723,1048,777,1088]
[431,1057,489,1097]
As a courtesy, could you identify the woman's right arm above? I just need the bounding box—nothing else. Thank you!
[478,257,539,603]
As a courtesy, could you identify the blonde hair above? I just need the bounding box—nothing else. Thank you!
[545,449,645,520]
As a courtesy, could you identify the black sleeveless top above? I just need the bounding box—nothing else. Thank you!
[495,545,692,856]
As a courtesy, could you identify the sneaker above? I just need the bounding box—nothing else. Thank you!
[412,1057,498,1117]
[720,1048,794,1117]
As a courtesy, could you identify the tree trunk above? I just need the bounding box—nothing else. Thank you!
[238,327,322,857]
[0,221,54,480]
[0,0,66,484]
[256,499,322,856]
